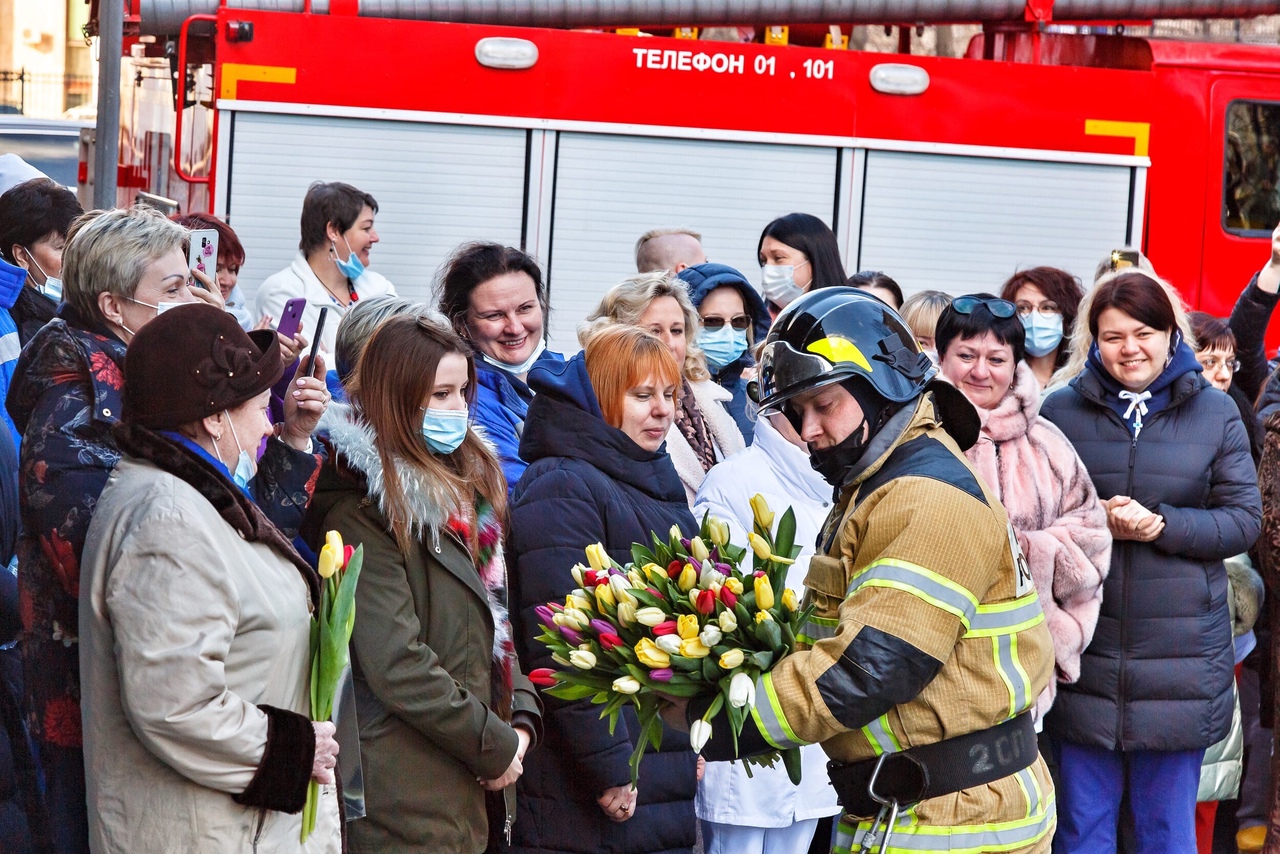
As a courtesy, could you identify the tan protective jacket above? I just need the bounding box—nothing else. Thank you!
[751,395,1056,853]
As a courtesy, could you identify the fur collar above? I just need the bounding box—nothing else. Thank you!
[111,421,319,607]
[980,362,1041,443]
[320,403,463,548]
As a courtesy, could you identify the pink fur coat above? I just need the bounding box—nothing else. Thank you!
[965,362,1113,717]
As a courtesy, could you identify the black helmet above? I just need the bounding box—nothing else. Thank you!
[756,287,934,414]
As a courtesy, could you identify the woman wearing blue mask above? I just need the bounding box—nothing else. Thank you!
[255,181,397,357]
[307,314,541,853]
[438,242,563,495]
[1000,266,1084,389]
[677,263,770,440]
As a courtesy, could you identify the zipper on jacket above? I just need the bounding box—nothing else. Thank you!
[252,808,266,852]
[1117,430,1138,751]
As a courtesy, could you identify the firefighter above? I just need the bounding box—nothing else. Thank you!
[667,287,1057,853]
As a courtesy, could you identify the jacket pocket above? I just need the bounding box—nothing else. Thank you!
[804,555,847,615]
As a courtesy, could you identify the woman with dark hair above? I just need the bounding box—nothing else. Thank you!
[1040,271,1261,853]
[935,293,1110,721]
[508,325,698,854]
[756,213,845,314]
[0,177,83,344]
[255,181,397,355]
[307,314,541,851]
[1001,266,1085,389]
[437,242,562,493]
[171,211,253,330]
[848,269,904,309]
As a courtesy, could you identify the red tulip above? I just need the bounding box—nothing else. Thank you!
[719,587,737,608]
[667,560,683,578]
[696,588,717,615]
[646,587,666,601]
[342,544,355,569]
[599,633,625,650]
[584,569,602,587]
[653,620,679,636]
[528,668,557,687]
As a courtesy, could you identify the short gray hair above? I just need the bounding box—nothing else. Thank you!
[579,270,709,382]
[62,206,187,323]
[635,227,703,273]
[335,295,446,383]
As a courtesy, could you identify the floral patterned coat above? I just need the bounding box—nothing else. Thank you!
[3,302,322,750]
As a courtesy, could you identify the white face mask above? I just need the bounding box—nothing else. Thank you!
[481,338,547,377]
[128,297,184,314]
[761,263,807,309]
[23,249,62,301]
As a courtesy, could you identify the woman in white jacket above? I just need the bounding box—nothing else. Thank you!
[254,181,396,355]
[692,412,841,854]
[581,272,743,504]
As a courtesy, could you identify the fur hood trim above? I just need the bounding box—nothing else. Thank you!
[980,362,1041,443]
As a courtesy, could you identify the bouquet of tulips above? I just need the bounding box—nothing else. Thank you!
[301,531,364,842]
[528,495,810,786]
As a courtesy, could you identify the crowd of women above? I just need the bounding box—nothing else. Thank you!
[0,166,1278,854]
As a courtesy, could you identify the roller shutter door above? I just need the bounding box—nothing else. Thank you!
[546,133,840,352]
[224,112,528,307]
[857,151,1134,298]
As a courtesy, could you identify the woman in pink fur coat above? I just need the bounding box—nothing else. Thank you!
[936,294,1112,718]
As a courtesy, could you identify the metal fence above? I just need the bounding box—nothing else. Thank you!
[0,69,96,119]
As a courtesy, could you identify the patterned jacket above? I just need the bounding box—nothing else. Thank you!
[4,303,322,747]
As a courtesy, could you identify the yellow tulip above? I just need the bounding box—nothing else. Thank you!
[707,517,730,547]
[585,543,609,574]
[719,648,745,669]
[628,569,645,588]
[566,594,593,612]
[325,529,344,556]
[317,545,338,579]
[678,564,698,592]
[561,608,589,630]
[750,494,775,531]
[677,614,700,640]
[724,577,744,595]
[755,574,775,611]
[755,610,773,624]
[680,637,711,658]
[642,563,665,584]
[636,638,671,669]
[748,533,771,560]
[690,537,709,562]
[617,602,637,627]
[781,587,799,612]
[595,584,616,609]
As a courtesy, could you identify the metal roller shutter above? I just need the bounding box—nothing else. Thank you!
[857,150,1134,298]
[224,111,527,308]
[546,133,840,352]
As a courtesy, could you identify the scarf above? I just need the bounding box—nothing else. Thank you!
[675,378,716,473]
[446,496,515,722]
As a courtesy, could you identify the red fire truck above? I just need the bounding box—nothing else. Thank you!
[91,3,1280,351]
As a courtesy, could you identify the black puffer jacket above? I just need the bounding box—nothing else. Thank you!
[1040,365,1261,751]
[509,353,697,854]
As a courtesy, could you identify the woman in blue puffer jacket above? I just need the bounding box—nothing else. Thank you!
[1040,270,1262,854]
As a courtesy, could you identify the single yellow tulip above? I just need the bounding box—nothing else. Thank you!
[677,614,700,640]
[781,587,799,612]
[690,537,710,562]
[719,648,745,669]
[325,529,344,556]
[585,543,609,574]
[750,494,775,531]
[707,518,730,547]
[636,638,671,668]
[719,610,738,633]
[755,574,775,610]
[617,602,638,627]
[317,545,338,579]
[748,533,771,559]
[678,563,697,592]
[595,584,616,609]
[680,637,711,658]
[755,609,773,624]
[724,577,744,595]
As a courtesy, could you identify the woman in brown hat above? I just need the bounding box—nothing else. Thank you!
[78,303,341,853]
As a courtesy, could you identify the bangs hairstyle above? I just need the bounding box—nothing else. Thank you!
[935,292,1027,364]
[899,290,952,341]
[1188,311,1235,354]
[171,211,246,270]
[580,271,709,382]
[346,314,507,555]
[1000,266,1084,368]
[584,325,682,430]
[62,206,186,323]
[1049,269,1194,390]
[756,213,846,291]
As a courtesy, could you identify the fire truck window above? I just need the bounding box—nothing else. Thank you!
[1225,101,1280,233]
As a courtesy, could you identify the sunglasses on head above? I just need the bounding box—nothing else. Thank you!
[952,296,1017,319]
[701,315,752,331]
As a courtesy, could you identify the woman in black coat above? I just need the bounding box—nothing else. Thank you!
[508,325,697,854]
[1040,271,1261,854]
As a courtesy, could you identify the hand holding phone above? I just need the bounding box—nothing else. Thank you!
[277,298,308,340]
[188,229,219,286]
[305,307,329,374]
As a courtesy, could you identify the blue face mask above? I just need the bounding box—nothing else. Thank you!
[422,407,469,455]
[23,251,62,301]
[225,412,256,490]
[1021,312,1064,358]
[332,237,366,281]
[698,325,749,371]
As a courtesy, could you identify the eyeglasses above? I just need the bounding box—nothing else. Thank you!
[701,315,752,331]
[1199,356,1242,373]
[952,296,1018,319]
[1015,301,1061,317]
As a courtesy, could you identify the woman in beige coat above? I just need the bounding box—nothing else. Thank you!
[79,305,340,853]
[581,272,744,504]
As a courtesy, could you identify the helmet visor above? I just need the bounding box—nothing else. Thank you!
[756,340,848,414]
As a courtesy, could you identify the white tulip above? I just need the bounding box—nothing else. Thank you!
[655,635,683,655]
[690,718,713,753]
[729,672,756,709]
[699,625,723,648]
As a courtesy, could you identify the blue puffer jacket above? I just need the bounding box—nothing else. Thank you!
[1040,357,1261,752]
[508,353,697,854]
[678,264,770,441]
[475,352,563,496]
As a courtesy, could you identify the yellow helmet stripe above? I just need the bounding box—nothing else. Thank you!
[806,336,872,372]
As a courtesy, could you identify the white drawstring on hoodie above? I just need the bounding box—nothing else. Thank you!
[1119,390,1152,439]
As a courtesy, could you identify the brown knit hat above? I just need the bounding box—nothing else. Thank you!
[123,303,283,429]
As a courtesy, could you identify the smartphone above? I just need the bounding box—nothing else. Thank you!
[306,307,329,373]
[187,228,219,284]
[1109,249,1141,272]
[277,297,307,339]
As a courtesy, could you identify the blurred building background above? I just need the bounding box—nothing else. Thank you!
[0,0,96,119]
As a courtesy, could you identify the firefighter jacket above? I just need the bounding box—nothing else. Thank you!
[703,393,1057,853]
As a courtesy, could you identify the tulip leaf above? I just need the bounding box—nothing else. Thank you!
[774,508,796,565]
[700,657,722,682]
[544,683,598,701]
[631,543,656,568]
[669,654,701,673]
[630,589,665,609]
[751,650,774,670]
